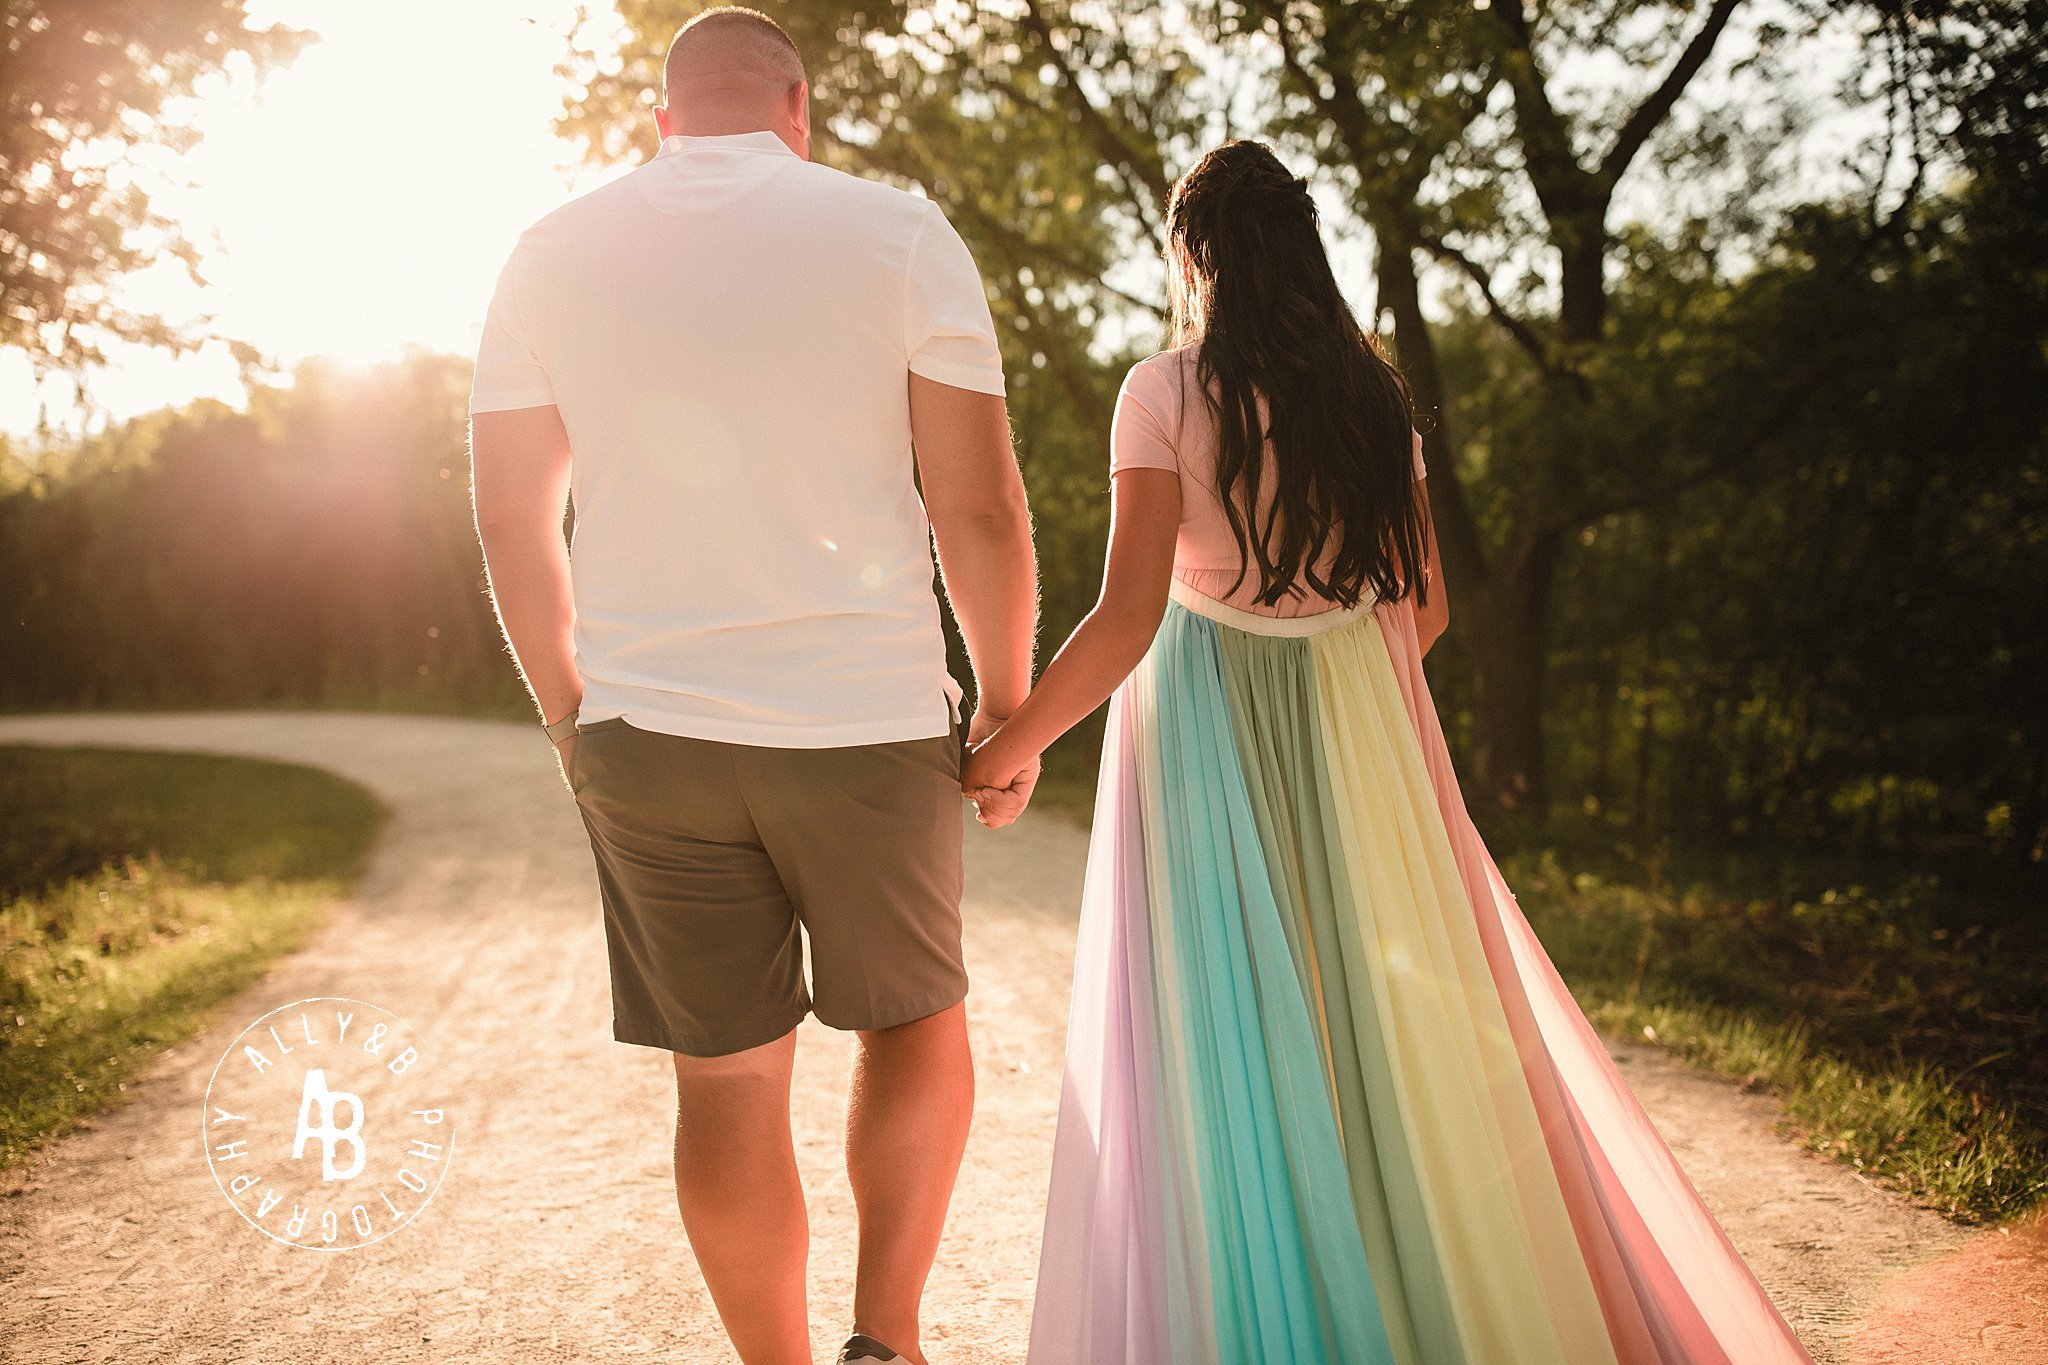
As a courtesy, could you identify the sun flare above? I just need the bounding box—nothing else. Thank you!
[0,0,625,434]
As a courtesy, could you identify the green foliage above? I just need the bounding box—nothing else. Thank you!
[1586,997,2046,1222]
[0,746,385,1169]
[1526,190,2048,853]
[1510,838,2048,1219]
[0,353,533,716]
[0,744,386,902]
[0,2,305,372]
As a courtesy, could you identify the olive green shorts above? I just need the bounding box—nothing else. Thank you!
[567,716,968,1057]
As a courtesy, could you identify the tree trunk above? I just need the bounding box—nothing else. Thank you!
[1465,531,1563,813]
[1557,222,1609,345]
[1377,228,1565,814]
[1375,232,1487,592]
[1590,650,1617,810]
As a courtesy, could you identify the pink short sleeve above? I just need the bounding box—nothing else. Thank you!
[1110,357,1181,476]
[1412,429,1427,480]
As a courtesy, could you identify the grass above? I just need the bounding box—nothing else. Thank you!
[1505,835,2048,1223]
[0,745,386,1170]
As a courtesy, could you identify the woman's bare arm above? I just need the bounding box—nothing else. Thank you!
[963,468,1179,821]
[1415,477,1450,656]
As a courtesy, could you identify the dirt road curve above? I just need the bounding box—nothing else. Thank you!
[0,713,1974,1364]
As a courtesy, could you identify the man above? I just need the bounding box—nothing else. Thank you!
[469,10,1039,1364]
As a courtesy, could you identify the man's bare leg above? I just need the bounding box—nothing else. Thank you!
[845,1003,975,1365]
[673,1029,811,1365]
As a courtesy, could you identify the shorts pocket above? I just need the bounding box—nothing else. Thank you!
[567,736,589,798]
[569,719,628,798]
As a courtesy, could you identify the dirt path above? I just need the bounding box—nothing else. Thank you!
[0,712,1980,1363]
[1852,1213,2048,1363]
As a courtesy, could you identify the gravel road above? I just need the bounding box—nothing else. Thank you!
[0,712,1977,1363]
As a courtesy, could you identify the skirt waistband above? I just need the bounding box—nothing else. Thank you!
[1167,577,1373,638]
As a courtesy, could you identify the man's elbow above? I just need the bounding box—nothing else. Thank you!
[934,482,1033,545]
[472,494,520,538]
[473,490,556,543]
[471,462,553,537]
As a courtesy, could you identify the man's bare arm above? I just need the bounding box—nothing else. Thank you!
[471,405,581,736]
[910,373,1037,727]
[959,467,1178,828]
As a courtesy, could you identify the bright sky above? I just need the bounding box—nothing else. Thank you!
[0,0,629,437]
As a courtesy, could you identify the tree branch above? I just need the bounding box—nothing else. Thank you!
[1018,0,1171,215]
[1598,0,1745,190]
[1378,228,1493,588]
[1257,0,1500,590]
[958,193,1169,321]
[1259,3,1384,190]
[826,129,1165,323]
[1261,10,1556,376]
[1488,0,1598,219]
[1570,433,1767,528]
[1412,227,1554,370]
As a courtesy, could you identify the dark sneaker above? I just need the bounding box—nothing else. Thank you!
[837,1334,905,1364]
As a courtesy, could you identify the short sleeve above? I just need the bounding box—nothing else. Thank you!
[1110,357,1181,476]
[469,254,555,415]
[1412,429,1427,481]
[904,202,1005,396]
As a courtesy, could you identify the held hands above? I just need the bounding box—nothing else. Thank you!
[963,709,1041,830]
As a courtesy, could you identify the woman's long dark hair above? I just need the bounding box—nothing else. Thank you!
[1166,140,1427,609]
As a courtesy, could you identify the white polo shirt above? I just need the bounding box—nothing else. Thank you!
[471,131,1005,747]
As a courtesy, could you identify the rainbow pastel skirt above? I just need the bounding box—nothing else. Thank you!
[1026,582,1812,1365]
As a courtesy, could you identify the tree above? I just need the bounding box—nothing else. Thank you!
[558,0,2007,812]
[1517,185,2048,855]
[0,1,303,373]
[0,353,518,713]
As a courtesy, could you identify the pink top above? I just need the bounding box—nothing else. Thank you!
[1110,346,1427,618]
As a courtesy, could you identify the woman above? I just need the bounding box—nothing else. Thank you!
[963,142,1813,1365]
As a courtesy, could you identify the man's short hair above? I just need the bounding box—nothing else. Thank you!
[664,7,805,103]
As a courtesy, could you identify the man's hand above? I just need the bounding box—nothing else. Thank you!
[963,733,1040,829]
[914,374,1036,744]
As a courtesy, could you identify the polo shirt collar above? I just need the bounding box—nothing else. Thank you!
[655,130,798,160]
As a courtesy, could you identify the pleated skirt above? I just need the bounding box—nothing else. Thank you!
[1025,580,1813,1365]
